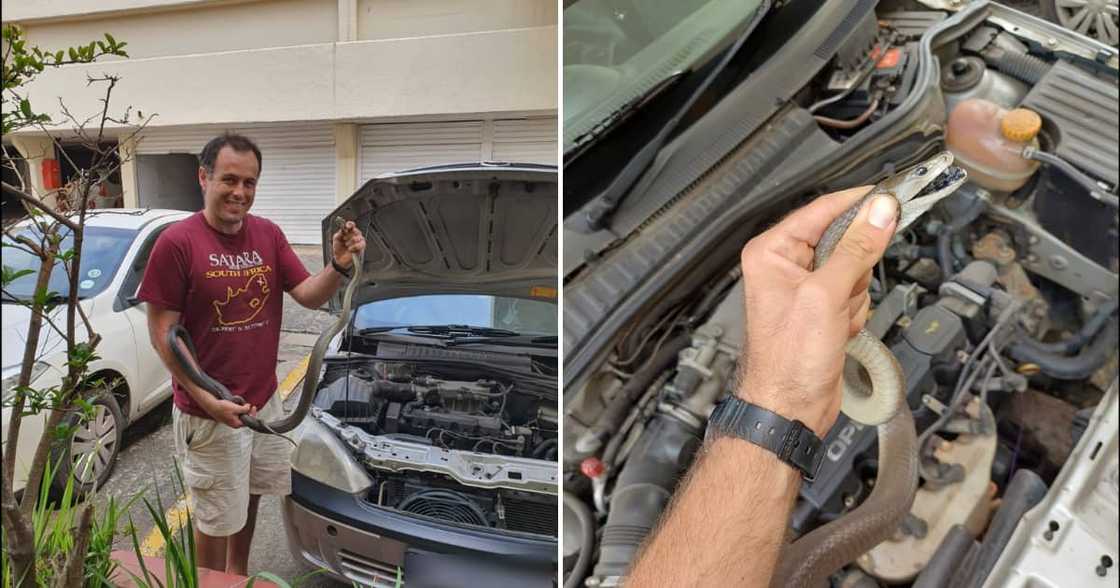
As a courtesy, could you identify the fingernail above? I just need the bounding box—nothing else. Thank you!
[868,196,897,229]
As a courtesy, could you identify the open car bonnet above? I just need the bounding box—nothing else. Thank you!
[323,164,558,307]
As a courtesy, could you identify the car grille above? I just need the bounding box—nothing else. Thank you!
[338,550,402,588]
[376,479,556,537]
[502,496,556,536]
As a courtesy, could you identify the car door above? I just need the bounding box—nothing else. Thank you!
[115,219,176,414]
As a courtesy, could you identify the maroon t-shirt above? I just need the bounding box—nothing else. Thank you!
[138,212,311,418]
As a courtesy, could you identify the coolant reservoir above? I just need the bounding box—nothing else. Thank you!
[946,99,1042,193]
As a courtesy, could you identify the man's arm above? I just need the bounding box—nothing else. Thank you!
[287,265,345,310]
[628,436,800,587]
[146,303,253,427]
[628,188,899,587]
[285,220,366,310]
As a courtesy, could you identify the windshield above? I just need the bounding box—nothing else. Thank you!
[2,225,137,301]
[563,0,763,152]
[354,295,558,336]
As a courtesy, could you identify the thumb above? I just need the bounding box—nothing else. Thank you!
[812,195,896,294]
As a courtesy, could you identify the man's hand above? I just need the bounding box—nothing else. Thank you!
[200,397,257,428]
[331,220,367,270]
[738,187,897,437]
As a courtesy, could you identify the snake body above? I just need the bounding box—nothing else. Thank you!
[170,217,364,436]
[772,154,967,586]
[815,190,909,426]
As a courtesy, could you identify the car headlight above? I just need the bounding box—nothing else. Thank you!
[1,361,52,403]
[291,417,373,494]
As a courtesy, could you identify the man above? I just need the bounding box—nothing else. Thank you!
[138,133,366,575]
[628,188,898,587]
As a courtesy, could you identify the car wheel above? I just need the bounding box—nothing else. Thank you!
[50,391,125,496]
[1040,0,1120,47]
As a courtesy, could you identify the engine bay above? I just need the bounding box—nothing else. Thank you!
[563,4,1118,587]
[311,343,559,539]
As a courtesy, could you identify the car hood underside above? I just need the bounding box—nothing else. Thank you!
[324,165,558,306]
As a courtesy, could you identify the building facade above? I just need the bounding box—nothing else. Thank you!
[3,0,558,243]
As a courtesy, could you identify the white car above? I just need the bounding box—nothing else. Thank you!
[2,208,190,495]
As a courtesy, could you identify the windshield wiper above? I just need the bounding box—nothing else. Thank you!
[445,335,557,348]
[356,324,522,338]
[566,4,770,233]
[409,324,520,337]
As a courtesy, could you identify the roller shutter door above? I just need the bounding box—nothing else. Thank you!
[491,118,557,164]
[359,121,484,183]
[135,123,335,244]
[359,117,556,183]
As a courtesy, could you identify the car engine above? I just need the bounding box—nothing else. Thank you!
[312,343,559,539]
[563,4,1118,587]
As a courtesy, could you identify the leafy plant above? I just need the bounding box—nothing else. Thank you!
[1,22,145,587]
[0,445,129,587]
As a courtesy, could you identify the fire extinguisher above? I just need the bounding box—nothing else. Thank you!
[42,159,62,190]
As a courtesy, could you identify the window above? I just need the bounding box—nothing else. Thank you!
[354,295,557,336]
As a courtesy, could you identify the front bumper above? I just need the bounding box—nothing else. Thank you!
[283,471,557,587]
[1,405,47,494]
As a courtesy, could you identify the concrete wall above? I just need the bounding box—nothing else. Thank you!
[356,0,556,40]
[2,0,246,23]
[19,0,337,60]
[19,26,556,131]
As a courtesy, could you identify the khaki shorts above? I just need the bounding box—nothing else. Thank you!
[172,393,292,537]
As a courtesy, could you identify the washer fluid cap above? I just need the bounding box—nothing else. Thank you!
[1000,108,1042,142]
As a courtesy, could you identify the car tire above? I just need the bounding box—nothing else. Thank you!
[1038,0,1120,47]
[49,390,125,496]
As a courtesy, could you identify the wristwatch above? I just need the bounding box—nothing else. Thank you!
[331,257,353,279]
[707,396,825,481]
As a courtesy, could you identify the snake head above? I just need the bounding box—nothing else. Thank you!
[877,151,968,233]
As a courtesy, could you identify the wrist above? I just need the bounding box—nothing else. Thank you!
[330,257,353,277]
[736,384,833,438]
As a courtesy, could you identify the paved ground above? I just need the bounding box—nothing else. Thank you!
[99,245,343,585]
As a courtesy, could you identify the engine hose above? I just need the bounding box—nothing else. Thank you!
[1024,297,1118,354]
[368,380,418,402]
[938,197,985,279]
[593,414,703,580]
[170,219,365,436]
[771,402,918,588]
[586,335,690,446]
[1007,317,1119,380]
[980,48,1051,85]
[1022,147,1120,209]
[563,491,595,588]
[913,525,974,588]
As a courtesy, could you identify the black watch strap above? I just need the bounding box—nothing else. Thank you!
[331,258,353,279]
[707,396,824,481]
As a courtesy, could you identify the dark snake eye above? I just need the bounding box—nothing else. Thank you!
[913,166,928,177]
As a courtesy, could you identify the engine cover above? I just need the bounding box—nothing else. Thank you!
[1020,61,1119,187]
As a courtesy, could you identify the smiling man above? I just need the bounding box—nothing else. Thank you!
[137,133,366,575]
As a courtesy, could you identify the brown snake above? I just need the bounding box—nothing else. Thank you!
[773,152,967,586]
